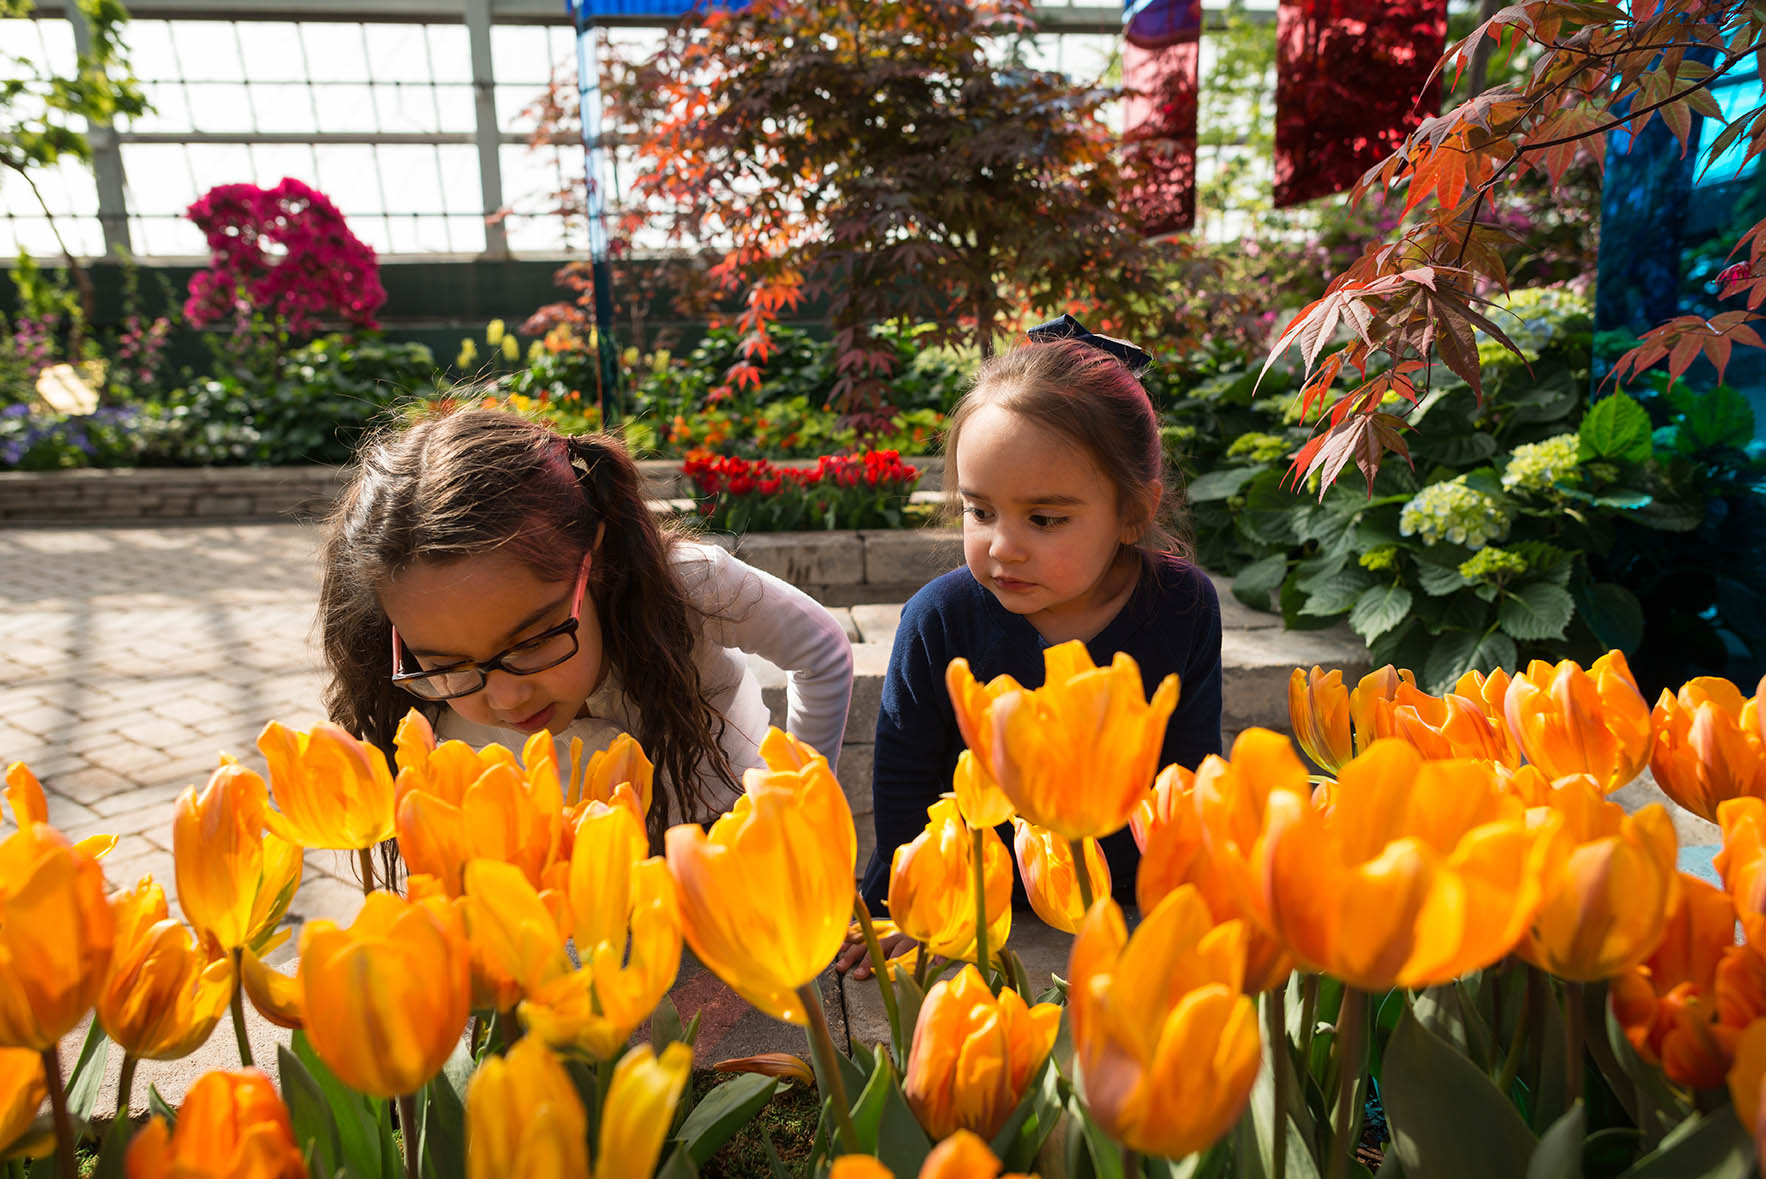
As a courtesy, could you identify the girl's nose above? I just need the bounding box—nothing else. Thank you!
[989,523,1024,563]
[481,668,530,712]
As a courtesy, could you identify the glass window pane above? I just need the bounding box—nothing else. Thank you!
[363,25,434,84]
[424,24,472,84]
[497,83,555,134]
[447,214,487,254]
[377,144,450,214]
[435,145,483,216]
[311,82,380,134]
[250,84,319,133]
[433,83,476,133]
[312,145,384,216]
[301,23,371,82]
[131,215,204,257]
[377,83,443,133]
[184,83,255,133]
[129,80,192,133]
[491,26,554,85]
[120,144,196,217]
[236,23,307,83]
[172,22,245,82]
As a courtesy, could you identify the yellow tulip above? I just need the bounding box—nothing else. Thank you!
[172,760,303,954]
[124,1068,305,1179]
[1520,777,1679,981]
[1134,762,1293,994]
[100,876,234,1060]
[1288,666,1353,774]
[949,642,1178,841]
[888,797,1011,962]
[461,859,573,1006]
[257,720,395,850]
[465,1034,588,1179]
[238,945,303,1031]
[299,891,471,1097]
[1067,887,1260,1160]
[1650,677,1766,823]
[665,729,854,1024]
[1012,819,1110,935]
[1187,729,1315,940]
[4,762,115,859]
[0,823,114,1050]
[0,1047,46,1158]
[393,713,564,897]
[903,964,1059,1140]
[952,749,1014,830]
[1261,740,1563,991]
[1503,652,1652,792]
[596,1041,692,1179]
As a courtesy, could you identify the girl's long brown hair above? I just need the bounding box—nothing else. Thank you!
[319,408,736,848]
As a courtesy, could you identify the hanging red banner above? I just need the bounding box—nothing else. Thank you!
[1121,0,1201,238]
[1273,0,1446,208]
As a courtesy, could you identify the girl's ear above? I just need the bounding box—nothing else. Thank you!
[1122,481,1162,543]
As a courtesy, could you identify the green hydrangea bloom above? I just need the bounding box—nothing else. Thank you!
[1399,478,1511,547]
[1501,433,1581,493]
[1458,547,1528,582]
[1359,545,1399,572]
[1226,432,1290,464]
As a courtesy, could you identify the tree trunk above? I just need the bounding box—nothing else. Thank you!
[1465,0,1505,99]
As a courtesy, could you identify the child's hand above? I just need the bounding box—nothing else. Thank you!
[834,929,919,981]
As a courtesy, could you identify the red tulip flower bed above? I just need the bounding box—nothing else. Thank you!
[683,449,922,532]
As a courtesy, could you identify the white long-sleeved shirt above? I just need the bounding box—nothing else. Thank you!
[437,539,853,822]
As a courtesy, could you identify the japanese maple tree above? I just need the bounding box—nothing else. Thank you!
[1271,0,1766,495]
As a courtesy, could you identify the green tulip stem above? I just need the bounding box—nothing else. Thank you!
[1495,969,1533,1098]
[1297,974,1319,1075]
[852,895,901,1052]
[1264,991,1289,1179]
[357,846,377,896]
[117,1052,139,1126]
[1565,980,1586,1107]
[1326,987,1367,1179]
[971,827,993,990]
[397,1092,421,1179]
[798,981,861,1155]
[1068,838,1095,915]
[230,949,255,1068]
[1122,1148,1144,1179]
[40,1045,75,1179]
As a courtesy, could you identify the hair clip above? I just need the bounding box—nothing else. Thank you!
[1026,313,1152,376]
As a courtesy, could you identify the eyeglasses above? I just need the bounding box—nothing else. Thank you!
[390,561,590,702]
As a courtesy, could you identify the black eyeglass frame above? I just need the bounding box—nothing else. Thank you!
[388,561,590,702]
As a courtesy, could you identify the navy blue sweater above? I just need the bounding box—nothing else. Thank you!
[859,553,1225,911]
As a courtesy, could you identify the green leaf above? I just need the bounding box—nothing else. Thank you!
[1573,581,1645,652]
[1615,1108,1752,1178]
[1349,583,1414,643]
[1525,1102,1585,1179]
[656,1146,700,1179]
[1298,569,1376,616]
[1187,466,1261,502]
[674,1074,778,1167]
[419,1057,468,1179]
[1382,1008,1536,1179]
[1681,384,1755,451]
[89,1101,134,1179]
[1421,629,1518,695]
[1499,583,1575,642]
[1415,558,1471,597]
[1579,393,1653,464]
[292,1029,385,1179]
[1233,554,1288,612]
[146,1085,176,1126]
[651,995,684,1049]
[847,1055,931,1177]
[65,1020,110,1122]
[277,1043,343,1179]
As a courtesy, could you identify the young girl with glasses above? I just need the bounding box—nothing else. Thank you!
[836,317,1223,978]
[318,407,854,840]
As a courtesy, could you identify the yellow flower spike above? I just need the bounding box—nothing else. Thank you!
[902,964,1059,1141]
[257,721,396,850]
[1261,740,1565,991]
[595,1041,692,1179]
[1288,666,1353,774]
[1012,819,1110,935]
[1520,778,1679,981]
[1134,762,1293,995]
[1650,677,1766,823]
[1504,651,1652,793]
[980,644,1178,842]
[952,749,1014,830]
[1347,665,1415,754]
[0,1047,46,1159]
[462,859,573,1002]
[172,760,302,954]
[0,822,115,1051]
[665,730,854,1024]
[889,798,1012,963]
[99,876,234,1060]
[4,762,115,858]
[124,1068,305,1179]
[465,1034,588,1179]
[298,891,471,1098]
[1067,887,1260,1160]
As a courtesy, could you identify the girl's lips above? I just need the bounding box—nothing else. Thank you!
[508,703,556,733]
[993,576,1036,593]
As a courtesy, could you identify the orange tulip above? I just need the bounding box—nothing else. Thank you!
[1650,677,1766,823]
[100,876,234,1060]
[257,720,396,850]
[1348,665,1416,752]
[1288,666,1352,774]
[0,822,114,1050]
[1133,761,1293,994]
[949,642,1178,841]
[1261,740,1562,990]
[1379,682,1518,766]
[1729,1018,1766,1166]
[1520,777,1678,981]
[829,1159,895,1179]
[828,1134,1033,1179]
[4,762,115,859]
[1609,873,1741,1090]
[889,797,1011,962]
[1068,887,1260,1159]
[952,749,1013,830]
[125,1068,305,1179]
[465,1034,588,1179]
[392,711,566,897]
[595,1042,692,1179]
[1503,652,1652,792]
[903,964,1059,1140]
[1012,819,1110,935]
[172,760,302,954]
[1717,797,1766,942]
[1188,728,1316,938]
[299,891,471,1097]
[460,859,573,1012]
[1453,668,1521,765]
[665,728,855,1024]
[0,1047,46,1158]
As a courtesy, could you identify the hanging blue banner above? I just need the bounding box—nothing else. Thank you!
[565,0,747,15]
[1123,0,1202,49]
